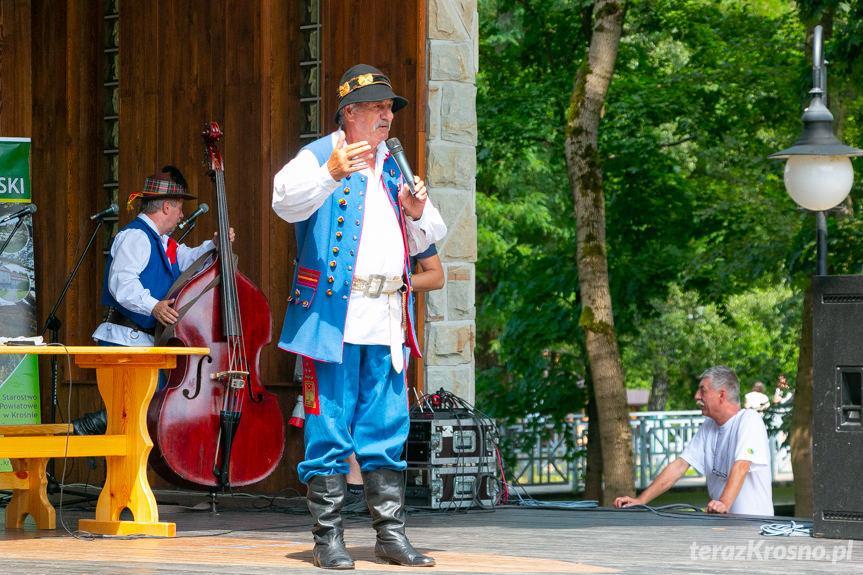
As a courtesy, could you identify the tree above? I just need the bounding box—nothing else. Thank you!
[622,284,801,411]
[565,0,633,504]
[791,285,814,517]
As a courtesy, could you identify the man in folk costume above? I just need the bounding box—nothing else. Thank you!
[73,167,229,435]
[273,64,446,569]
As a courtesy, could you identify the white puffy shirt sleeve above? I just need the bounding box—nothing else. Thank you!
[176,239,216,272]
[108,228,159,316]
[272,147,340,223]
[405,199,447,256]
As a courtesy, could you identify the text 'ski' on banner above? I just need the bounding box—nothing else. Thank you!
[0,137,41,471]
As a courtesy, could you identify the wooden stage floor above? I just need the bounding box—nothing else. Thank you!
[1,489,860,574]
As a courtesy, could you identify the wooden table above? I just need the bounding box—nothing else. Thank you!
[0,346,209,536]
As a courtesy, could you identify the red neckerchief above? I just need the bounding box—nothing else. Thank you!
[166,238,178,264]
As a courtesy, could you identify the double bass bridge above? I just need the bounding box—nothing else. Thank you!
[210,370,249,389]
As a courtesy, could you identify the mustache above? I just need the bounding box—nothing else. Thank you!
[374,120,391,130]
[696,400,705,407]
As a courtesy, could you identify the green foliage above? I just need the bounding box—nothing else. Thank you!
[476,0,590,432]
[603,0,804,313]
[622,285,801,409]
[476,0,863,444]
[724,286,802,387]
[621,285,734,408]
[476,221,587,430]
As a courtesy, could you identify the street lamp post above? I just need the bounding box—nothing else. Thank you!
[769,25,863,275]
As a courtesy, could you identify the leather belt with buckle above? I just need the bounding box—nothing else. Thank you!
[351,275,404,299]
[104,307,156,336]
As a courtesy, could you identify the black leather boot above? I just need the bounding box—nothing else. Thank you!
[72,408,107,435]
[307,474,354,569]
[363,469,435,567]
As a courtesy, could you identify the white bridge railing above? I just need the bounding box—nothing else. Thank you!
[500,408,793,493]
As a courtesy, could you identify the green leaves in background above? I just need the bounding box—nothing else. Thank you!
[477,0,863,426]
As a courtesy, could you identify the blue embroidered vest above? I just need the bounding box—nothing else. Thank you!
[100,217,181,329]
[277,133,420,364]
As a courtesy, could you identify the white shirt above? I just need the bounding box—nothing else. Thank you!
[92,214,215,346]
[681,408,774,516]
[342,149,406,345]
[272,134,447,345]
[744,390,770,411]
[272,133,446,255]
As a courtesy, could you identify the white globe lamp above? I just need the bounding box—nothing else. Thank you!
[783,155,854,212]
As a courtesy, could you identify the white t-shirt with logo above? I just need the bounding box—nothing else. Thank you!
[681,408,774,516]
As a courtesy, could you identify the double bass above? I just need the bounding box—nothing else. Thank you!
[147,122,285,489]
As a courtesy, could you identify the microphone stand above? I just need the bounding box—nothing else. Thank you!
[40,217,106,492]
[0,216,29,257]
[174,219,196,244]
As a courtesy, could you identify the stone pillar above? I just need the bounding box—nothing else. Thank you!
[424,0,477,403]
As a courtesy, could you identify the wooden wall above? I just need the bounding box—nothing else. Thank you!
[0,0,424,493]
[322,0,425,155]
[0,0,32,136]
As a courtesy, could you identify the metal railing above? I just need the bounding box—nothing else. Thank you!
[500,407,793,493]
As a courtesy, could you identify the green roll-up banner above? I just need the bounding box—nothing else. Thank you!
[0,137,41,471]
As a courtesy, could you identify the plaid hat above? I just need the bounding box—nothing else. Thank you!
[334,64,408,124]
[126,167,195,211]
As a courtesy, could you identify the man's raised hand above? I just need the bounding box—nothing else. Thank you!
[327,131,372,181]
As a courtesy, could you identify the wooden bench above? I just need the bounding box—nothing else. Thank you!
[0,423,131,529]
[0,423,75,529]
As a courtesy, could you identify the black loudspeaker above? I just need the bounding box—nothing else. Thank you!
[812,275,863,540]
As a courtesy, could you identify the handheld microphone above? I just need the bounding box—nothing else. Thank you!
[385,137,416,196]
[0,203,37,224]
[89,203,119,220]
[178,203,209,230]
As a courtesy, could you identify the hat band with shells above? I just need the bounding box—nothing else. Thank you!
[338,73,392,99]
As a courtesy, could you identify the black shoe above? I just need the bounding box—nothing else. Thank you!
[72,408,108,469]
[72,408,107,435]
[363,469,435,567]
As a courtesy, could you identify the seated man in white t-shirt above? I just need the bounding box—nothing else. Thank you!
[614,366,774,516]
[744,380,770,411]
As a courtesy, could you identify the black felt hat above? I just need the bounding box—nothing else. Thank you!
[334,64,408,124]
